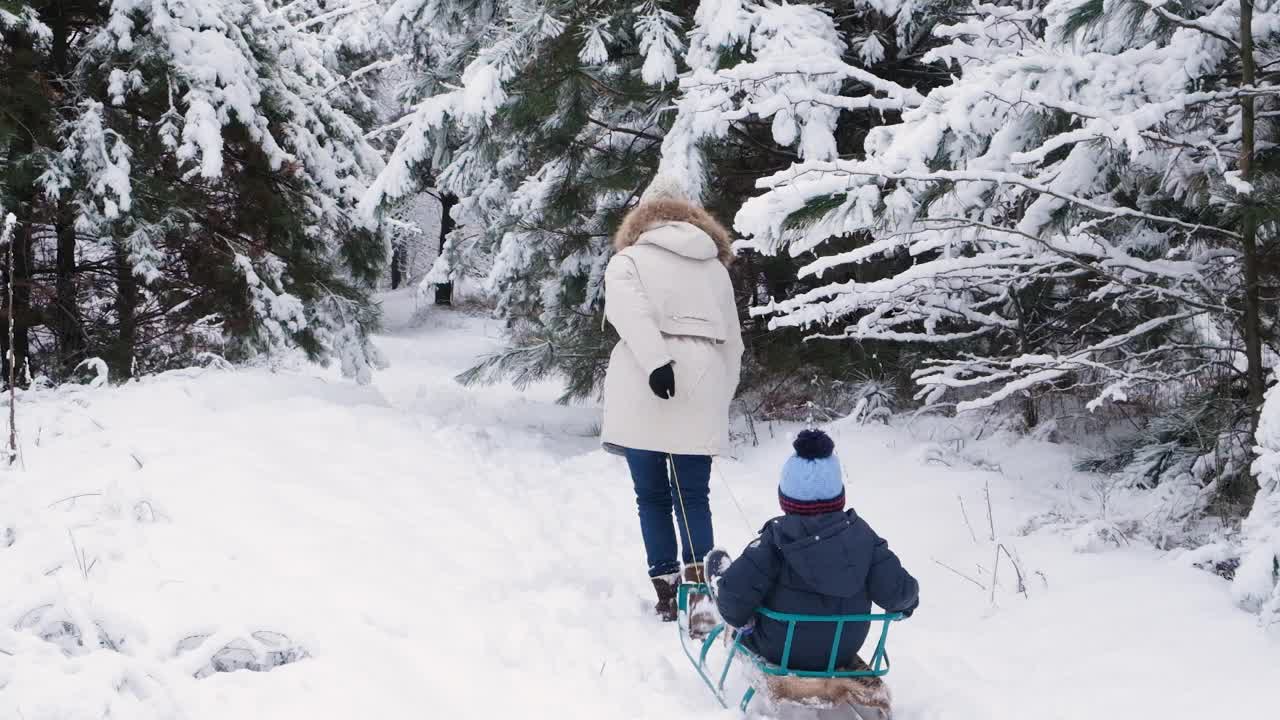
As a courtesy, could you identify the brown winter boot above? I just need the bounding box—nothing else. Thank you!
[683,563,717,638]
[650,573,679,622]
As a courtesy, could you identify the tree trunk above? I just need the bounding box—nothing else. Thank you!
[434,192,458,305]
[5,232,14,463]
[1,246,10,388]
[1240,0,1265,425]
[111,239,138,381]
[390,242,405,289]
[1011,287,1039,428]
[53,199,83,375]
[12,216,34,384]
[50,2,85,378]
[3,29,40,386]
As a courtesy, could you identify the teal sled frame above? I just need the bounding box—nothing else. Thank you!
[676,583,902,713]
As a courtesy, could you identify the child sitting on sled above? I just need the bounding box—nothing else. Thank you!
[711,429,919,675]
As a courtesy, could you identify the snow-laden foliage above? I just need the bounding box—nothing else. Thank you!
[742,0,1278,419]
[4,0,393,383]
[1241,380,1280,629]
[0,1,48,45]
[363,0,690,398]
[364,0,952,398]
[724,0,1280,613]
[663,0,926,202]
[363,0,576,215]
[635,0,684,85]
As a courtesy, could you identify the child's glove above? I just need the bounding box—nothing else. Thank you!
[732,621,755,639]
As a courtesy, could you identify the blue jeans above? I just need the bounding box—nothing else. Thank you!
[624,448,714,577]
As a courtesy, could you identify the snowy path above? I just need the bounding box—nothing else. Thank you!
[3,290,1277,720]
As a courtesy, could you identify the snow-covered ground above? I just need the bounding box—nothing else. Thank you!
[2,289,1276,720]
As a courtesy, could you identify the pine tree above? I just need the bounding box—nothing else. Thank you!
[740,0,1280,514]
[0,2,54,382]
[365,0,954,400]
[26,0,391,382]
[741,1,1277,411]
[657,1,955,407]
[364,0,684,399]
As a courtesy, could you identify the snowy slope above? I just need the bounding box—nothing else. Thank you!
[2,289,1276,720]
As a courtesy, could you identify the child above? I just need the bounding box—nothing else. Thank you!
[713,429,919,672]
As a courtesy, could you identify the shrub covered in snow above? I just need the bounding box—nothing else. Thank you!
[1237,382,1280,628]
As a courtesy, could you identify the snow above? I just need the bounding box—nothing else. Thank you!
[636,2,683,86]
[3,290,1278,719]
[579,20,614,66]
[1239,379,1280,623]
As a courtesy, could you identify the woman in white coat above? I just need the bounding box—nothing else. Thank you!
[601,175,743,631]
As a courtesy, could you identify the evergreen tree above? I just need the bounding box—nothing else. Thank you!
[1,2,54,381]
[365,0,684,399]
[1,0,392,383]
[740,0,1280,518]
[365,0,953,400]
[662,0,955,407]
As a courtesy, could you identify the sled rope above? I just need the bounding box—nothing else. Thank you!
[667,454,702,569]
[713,464,755,534]
[670,457,757,567]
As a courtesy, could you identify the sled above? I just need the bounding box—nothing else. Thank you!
[676,581,901,717]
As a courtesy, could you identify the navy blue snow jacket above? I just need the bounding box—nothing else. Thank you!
[715,509,918,671]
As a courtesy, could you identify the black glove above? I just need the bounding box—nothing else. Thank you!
[648,363,675,399]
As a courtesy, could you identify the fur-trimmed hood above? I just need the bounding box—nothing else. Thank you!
[614,198,735,266]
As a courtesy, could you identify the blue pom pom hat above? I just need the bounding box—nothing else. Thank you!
[778,429,845,515]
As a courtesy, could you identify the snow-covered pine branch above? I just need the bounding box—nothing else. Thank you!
[739,0,1278,423]
[293,0,378,30]
[661,1,927,204]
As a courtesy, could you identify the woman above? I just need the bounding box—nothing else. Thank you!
[601,174,743,634]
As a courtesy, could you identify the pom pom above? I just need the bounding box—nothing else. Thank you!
[793,429,834,460]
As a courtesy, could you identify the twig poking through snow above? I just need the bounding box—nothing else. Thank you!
[934,558,987,590]
[991,543,1030,604]
[958,495,979,544]
[68,529,96,581]
[984,480,996,543]
[989,546,1002,605]
[48,493,103,509]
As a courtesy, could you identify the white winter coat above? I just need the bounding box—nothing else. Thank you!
[601,199,744,457]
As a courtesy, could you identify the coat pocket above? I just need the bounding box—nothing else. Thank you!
[669,340,718,400]
[660,314,725,342]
